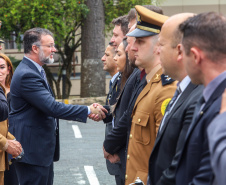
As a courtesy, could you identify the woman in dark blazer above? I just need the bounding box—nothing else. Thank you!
[0,53,19,185]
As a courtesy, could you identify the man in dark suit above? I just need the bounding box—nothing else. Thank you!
[207,90,226,185]
[148,13,203,185]
[103,6,165,184]
[101,43,122,184]
[174,12,226,184]
[102,23,146,184]
[0,84,8,121]
[8,28,106,185]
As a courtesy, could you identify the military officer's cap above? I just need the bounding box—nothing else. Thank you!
[0,39,4,43]
[127,5,168,37]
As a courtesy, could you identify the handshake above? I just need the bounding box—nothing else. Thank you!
[88,103,108,121]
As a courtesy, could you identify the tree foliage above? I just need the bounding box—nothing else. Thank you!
[0,0,89,98]
[0,0,158,98]
[104,0,155,31]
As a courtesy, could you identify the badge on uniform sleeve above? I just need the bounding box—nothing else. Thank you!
[161,98,171,115]
[161,74,175,86]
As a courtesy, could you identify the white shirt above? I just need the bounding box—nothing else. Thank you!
[159,76,191,131]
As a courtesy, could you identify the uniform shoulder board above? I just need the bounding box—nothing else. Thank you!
[161,74,175,86]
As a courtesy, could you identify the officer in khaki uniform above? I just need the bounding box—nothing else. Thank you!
[0,117,15,184]
[125,6,177,185]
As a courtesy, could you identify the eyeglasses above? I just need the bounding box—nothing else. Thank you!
[36,44,56,49]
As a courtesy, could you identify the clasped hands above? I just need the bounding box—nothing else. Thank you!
[88,103,107,121]
[103,146,120,163]
[6,139,22,158]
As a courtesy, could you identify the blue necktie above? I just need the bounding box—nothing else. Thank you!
[41,67,57,128]
[165,86,181,113]
[106,81,113,105]
[41,68,48,84]
[109,80,113,92]
[159,87,181,132]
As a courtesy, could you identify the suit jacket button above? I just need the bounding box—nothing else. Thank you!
[127,154,130,159]
[138,118,141,123]
[125,174,128,180]
[130,134,132,139]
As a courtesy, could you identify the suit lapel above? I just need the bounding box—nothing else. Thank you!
[106,73,120,102]
[115,68,139,108]
[22,58,53,95]
[127,73,146,109]
[48,84,54,97]
[133,70,161,111]
[185,78,226,144]
[22,57,40,75]
[154,83,197,148]
[159,83,197,136]
[133,81,150,109]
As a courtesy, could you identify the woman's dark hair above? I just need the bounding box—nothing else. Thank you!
[110,38,134,115]
[120,37,134,90]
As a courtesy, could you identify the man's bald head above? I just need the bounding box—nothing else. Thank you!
[159,13,195,81]
[163,13,195,48]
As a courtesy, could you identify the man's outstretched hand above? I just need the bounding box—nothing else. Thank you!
[88,103,108,121]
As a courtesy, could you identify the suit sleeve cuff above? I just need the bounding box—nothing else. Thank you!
[87,106,91,115]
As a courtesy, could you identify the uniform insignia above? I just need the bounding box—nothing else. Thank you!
[161,74,175,86]
[117,73,121,80]
[154,74,160,80]
[161,98,172,115]
[137,13,141,23]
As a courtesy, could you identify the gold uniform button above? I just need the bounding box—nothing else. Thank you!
[138,118,141,123]
[127,154,130,159]
[125,175,128,180]
[130,134,132,139]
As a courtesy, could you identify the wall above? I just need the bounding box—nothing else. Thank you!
[159,0,226,16]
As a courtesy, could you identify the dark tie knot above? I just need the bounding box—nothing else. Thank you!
[41,68,48,85]
[199,96,205,104]
[109,81,113,91]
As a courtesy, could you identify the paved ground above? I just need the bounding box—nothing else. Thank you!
[54,119,116,185]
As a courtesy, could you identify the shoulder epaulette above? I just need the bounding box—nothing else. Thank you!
[161,74,175,86]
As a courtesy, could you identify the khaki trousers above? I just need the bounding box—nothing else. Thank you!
[0,171,4,185]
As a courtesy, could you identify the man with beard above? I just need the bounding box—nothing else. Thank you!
[8,28,107,185]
